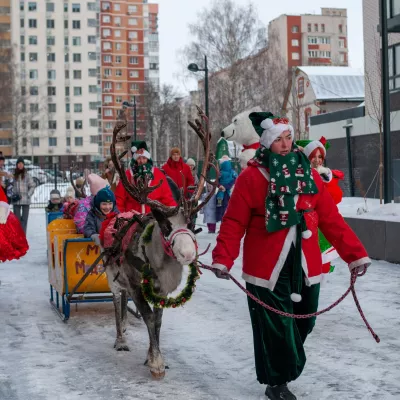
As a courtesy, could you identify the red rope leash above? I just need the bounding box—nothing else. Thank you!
[196,262,380,343]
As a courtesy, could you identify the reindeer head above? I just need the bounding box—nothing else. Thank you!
[110,107,219,266]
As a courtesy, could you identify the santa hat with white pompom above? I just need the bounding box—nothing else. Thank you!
[131,141,151,161]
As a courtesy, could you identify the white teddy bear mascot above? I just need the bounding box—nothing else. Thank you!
[221,106,262,169]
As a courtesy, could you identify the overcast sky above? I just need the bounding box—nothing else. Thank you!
[156,0,364,95]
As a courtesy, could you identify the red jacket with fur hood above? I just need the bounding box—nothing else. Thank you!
[162,158,194,196]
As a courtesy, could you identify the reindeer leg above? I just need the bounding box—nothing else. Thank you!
[153,307,169,369]
[120,289,128,333]
[112,290,130,351]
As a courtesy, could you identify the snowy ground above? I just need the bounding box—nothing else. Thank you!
[0,210,400,400]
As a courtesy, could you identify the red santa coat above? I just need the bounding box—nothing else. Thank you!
[212,165,370,290]
[162,158,194,196]
[115,167,177,214]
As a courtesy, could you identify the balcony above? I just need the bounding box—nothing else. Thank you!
[387,0,400,32]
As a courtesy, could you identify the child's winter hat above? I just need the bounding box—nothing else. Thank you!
[218,155,232,163]
[131,141,151,161]
[296,136,330,159]
[50,189,61,200]
[170,147,181,157]
[186,158,196,166]
[94,186,115,210]
[65,186,75,199]
[75,177,84,187]
[249,112,294,149]
[87,174,108,196]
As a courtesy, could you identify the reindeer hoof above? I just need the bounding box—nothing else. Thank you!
[114,338,130,351]
[150,370,165,380]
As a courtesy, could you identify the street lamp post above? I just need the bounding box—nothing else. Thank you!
[187,55,209,118]
[133,95,137,141]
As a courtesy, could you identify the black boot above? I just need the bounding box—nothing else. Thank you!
[265,384,297,400]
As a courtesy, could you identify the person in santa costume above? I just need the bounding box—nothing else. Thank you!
[0,184,29,262]
[211,112,370,400]
[115,141,177,214]
[297,137,345,279]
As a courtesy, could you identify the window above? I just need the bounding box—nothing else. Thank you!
[308,50,317,58]
[115,69,122,77]
[103,15,111,23]
[116,83,122,90]
[73,70,82,79]
[48,103,56,113]
[64,3,68,12]
[88,68,97,77]
[89,85,97,93]
[114,3,120,11]
[114,17,121,25]
[74,87,82,96]
[88,2,97,11]
[29,70,38,79]
[21,86,26,96]
[31,121,39,130]
[129,18,137,26]
[115,56,122,63]
[291,39,299,47]
[46,3,54,12]
[64,20,68,29]
[65,87,70,96]
[339,24,343,33]
[339,53,345,63]
[20,2,24,11]
[49,137,57,147]
[28,2,37,11]
[88,52,96,61]
[20,35,25,45]
[116,96,122,103]
[66,137,71,146]
[292,53,300,60]
[30,86,38,95]
[115,30,121,38]
[72,3,80,12]
[103,42,111,50]
[130,44,138,52]
[29,19,37,28]
[104,109,113,117]
[66,103,70,113]
[74,104,82,112]
[105,122,113,130]
[48,120,57,129]
[64,37,69,45]
[88,19,97,27]
[30,103,38,113]
[88,35,96,44]
[308,37,317,44]
[74,121,82,129]
[128,5,137,13]
[104,55,112,63]
[298,77,304,96]
[104,69,111,77]
[47,53,55,62]
[307,23,311,32]
[103,29,111,37]
[90,135,98,144]
[48,86,56,96]
[104,95,112,103]
[32,137,39,147]
[130,83,139,91]
[21,104,26,113]
[89,102,98,110]
[29,36,37,45]
[47,20,55,29]
[130,70,139,78]
[116,43,122,50]
[129,31,138,39]
[102,2,111,10]
[321,37,330,44]
[320,51,331,58]
[72,21,80,29]
[314,24,318,32]
[104,82,112,90]
[339,39,345,48]
[75,137,83,146]
[20,19,24,28]
[47,36,55,46]
[291,25,299,33]
[48,70,56,80]
[65,53,69,62]
[66,120,70,129]
[321,24,325,33]
[129,57,138,64]
[73,53,81,62]
[72,37,81,46]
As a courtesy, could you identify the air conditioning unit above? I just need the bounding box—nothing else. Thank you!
[48,97,53,102]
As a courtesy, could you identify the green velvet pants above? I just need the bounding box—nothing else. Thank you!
[246,249,320,386]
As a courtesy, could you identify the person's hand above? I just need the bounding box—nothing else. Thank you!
[213,265,230,280]
[219,185,226,192]
[353,264,369,276]
[91,234,101,246]
[316,165,330,175]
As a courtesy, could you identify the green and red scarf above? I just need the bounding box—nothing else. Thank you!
[130,159,154,181]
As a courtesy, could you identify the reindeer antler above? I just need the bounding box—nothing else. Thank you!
[110,122,180,217]
[184,106,220,219]
[70,164,87,198]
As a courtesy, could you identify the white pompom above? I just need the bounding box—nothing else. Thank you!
[290,293,302,302]
[260,118,274,130]
[131,146,137,153]
[302,229,312,239]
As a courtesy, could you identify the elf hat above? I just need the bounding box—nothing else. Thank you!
[249,112,294,149]
[87,174,108,196]
[94,186,115,210]
[131,140,151,161]
[296,136,330,159]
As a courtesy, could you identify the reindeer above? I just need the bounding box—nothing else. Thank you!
[106,108,218,379]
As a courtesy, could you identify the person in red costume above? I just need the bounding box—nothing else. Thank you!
[212,112,370,400]
[162,147,194,197]
[0,184,29,262]
[115,141,177,214]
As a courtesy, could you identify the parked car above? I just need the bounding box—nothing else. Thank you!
[4,160,52,186]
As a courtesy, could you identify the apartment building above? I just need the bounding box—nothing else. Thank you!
[268,8,348,70]
[0,0,12,157]
[11,0,159,163]
[99,0,159,157]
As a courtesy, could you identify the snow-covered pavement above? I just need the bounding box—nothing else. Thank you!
[0,210,399,400]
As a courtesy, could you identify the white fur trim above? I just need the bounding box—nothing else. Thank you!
[302,229,312,239]
[257,167,270,181]
[0,201,10,224]
[133,149,151,161]
[242,272,275,290]
[321,248,339,264]
[260,119,294,149]
[212,263,228,272]
[304,141,326,159]
[349,257,371,271]
[290,293,302,302]
[131,146,137,153]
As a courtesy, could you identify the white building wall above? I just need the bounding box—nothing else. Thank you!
[11,0,100,159]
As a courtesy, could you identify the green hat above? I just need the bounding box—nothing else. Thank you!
[131,141,151,160]
[248,112,276,136]
[296,136,330,159]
